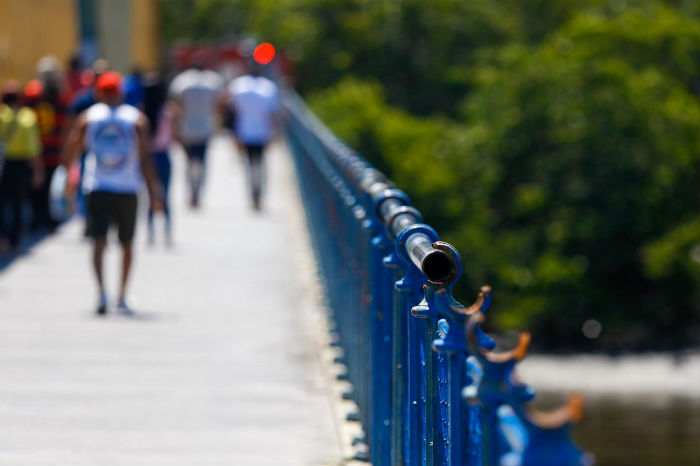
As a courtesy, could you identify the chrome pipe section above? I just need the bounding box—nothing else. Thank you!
[406,233,453,284]
[379,198,403,220]
[356,150,455,284]
[390,213,416,237]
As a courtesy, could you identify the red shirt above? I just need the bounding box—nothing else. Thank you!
[27,94,67,167]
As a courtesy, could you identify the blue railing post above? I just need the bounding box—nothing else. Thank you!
[366,187,397,466]
[394,223,437,466]
[422,244,468,466]
[413,243,496,466]
[394,223,440,465]
[368,189,424,466]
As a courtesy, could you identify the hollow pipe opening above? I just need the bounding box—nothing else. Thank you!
[421,249,453,284]
[405,233,454,284]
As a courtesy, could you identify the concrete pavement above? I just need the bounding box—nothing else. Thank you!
[0,137,343,465]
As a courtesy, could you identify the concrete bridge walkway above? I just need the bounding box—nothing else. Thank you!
[0,137,343,465]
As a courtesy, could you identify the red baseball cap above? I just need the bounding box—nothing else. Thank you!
[95,71,122,94]
[24,79,44,99]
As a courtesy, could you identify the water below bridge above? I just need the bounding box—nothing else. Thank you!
[527,391,699,466]
[521,354,700,466]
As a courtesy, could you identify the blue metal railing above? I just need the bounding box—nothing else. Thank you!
[284,93,593,466]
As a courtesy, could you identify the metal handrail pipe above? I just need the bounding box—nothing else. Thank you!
[390,212,417,237]
[378,198,403,221]
[374,193,455,283]
[405,233,454,284]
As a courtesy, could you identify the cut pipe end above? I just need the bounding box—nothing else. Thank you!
[422,250,453,284]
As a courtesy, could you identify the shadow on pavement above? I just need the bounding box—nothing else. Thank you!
[113,310,162,321]
[0,229,53,274]
[88,309,163,322]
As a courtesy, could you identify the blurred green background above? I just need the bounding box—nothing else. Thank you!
[160,0,699,353]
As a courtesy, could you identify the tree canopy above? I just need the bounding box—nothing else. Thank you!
[160,0,700,351]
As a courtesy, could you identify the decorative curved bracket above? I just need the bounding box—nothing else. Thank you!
[412,242,496,354]
[464,290,593,466]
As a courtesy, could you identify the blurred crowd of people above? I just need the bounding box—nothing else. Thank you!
[0,54,128,253]
[0,50,280,315]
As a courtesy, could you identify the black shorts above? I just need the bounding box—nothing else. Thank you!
[184,142,208,163]
[245,144,265,163]
[86,191,138,244]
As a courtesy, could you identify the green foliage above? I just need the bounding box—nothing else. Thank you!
[158,0,253,41]
[451,6,700,350]
[306,5,700,350]
[160,0,700,350]
[308,79,465,228]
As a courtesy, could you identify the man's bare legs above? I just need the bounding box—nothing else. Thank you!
[93,239,108,315]
[188,159,203,207]
[92,240,134,315]
[184,143,207,209]
[117,242,134,315]
[118,242,133,303]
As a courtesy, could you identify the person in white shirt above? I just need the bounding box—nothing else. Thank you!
[61,71,162,316]
[228,65,279,211]
[169,62,224,208]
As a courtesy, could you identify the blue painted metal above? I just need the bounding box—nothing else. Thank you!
[284,92,592,466]
[76,0,99,66]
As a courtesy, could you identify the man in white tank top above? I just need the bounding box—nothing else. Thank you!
[168,62,224,208]
[227,64,280,211]
[60,71,162,316]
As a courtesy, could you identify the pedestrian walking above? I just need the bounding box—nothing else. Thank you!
[26,56,69,232]
[0,81,43,252]
[67,59,110,217]
[67,58,110,118]
[123,67,145,109]
[64,52,84,102]
[169,60,224,208]
[227,64,280,211]
[144,74,173,245]
[60,71,162,315]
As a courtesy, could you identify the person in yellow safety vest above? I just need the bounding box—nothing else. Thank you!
[0,80,43,253]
